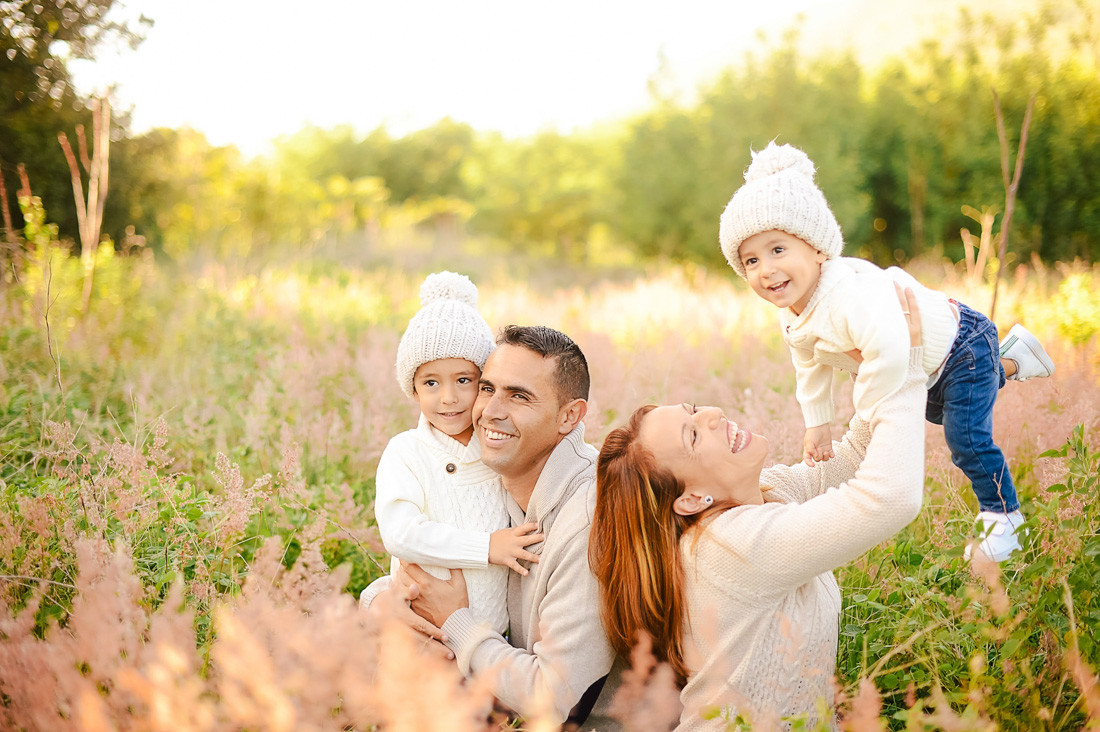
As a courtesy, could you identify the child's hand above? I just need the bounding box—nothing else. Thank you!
[489,522,544,576]
[803,425,835,466]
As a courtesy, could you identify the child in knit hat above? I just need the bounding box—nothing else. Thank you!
[373,271,542,634]
[718,141,1055,563]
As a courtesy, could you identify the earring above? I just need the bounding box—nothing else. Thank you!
[703,495,714,506]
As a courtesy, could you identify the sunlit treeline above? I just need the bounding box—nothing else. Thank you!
[3,0,1099,267]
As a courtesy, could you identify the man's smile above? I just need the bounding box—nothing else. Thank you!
[482,427,515,441]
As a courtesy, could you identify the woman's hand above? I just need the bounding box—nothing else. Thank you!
[895,283,922,347]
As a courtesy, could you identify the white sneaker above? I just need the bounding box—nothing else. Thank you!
[964,510,1025,563]
[999,324,1054,381]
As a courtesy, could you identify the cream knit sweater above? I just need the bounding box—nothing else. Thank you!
[782,257,958,428]
[374,415,510,634]
[677,349,927,730]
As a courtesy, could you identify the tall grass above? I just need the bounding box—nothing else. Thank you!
[1,240,1098,730]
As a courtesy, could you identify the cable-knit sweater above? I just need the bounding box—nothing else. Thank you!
[676,349,927,731]
[441,423,621,729]
[783,257,957,427]
[374,414,510,634]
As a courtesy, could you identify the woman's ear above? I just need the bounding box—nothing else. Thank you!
[673,491,708,517]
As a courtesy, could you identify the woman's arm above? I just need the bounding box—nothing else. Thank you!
[761,415,871,505]
[704,290,926,595]
[702,347,926,595]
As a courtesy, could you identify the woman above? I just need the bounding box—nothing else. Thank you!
[589,291,926,730]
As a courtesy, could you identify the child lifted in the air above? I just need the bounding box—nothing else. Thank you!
[718,142,1054,563]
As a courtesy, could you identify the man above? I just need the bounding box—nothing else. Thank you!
[361,325,622,730]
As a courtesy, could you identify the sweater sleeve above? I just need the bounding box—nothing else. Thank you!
[760,415,871,506]
[792,343,836,428]
[441,496,615,724]
[836,277,913,422]
[374,437,491,569]
[357,574,392,612]
[701,348,927,596]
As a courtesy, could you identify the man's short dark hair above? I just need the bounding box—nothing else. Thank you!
[497,325,590,404]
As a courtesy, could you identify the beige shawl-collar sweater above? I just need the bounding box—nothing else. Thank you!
[677,348,927,730]
[442,423,621,729]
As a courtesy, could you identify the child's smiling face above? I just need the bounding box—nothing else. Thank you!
[739,230,827,315]
[413,358,481,445]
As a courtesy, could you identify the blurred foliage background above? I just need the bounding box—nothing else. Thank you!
[2,0,1099,273]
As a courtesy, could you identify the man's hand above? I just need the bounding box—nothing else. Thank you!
[489,522,543,575]
[803,424,834,466]
[405,563,470,629]
[364,571,453,660]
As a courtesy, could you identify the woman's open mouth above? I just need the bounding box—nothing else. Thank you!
[727,422,751,454]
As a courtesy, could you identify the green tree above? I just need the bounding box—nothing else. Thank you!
[464,130,612,261]
[0,0,149,241]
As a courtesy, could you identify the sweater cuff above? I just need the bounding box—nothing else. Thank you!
[358,575,392,612]
[455,531,491,567]
[442,607,498,676]
[802,401,834,429]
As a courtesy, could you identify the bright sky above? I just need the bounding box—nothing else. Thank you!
[70,0,831,156]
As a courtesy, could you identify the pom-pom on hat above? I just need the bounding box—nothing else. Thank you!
[718,142,844,279]
[395,271,495,398]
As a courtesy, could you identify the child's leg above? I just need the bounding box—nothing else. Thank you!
[935,306,1020,513]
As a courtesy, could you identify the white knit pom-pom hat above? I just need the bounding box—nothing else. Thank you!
[718,141,844,279]
[395,271,495,398]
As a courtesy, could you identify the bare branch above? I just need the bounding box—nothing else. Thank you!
[17,164,31,201]
[993,88,1011,189]
[76,122,92,175]
[989,90,1037,320]
[58,132,90,249]
[43,250,64,395]
[0,154,17,280]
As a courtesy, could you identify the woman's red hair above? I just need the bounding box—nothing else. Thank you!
[589,405,704,685]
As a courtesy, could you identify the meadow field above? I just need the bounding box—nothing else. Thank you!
[1,234,1099,730]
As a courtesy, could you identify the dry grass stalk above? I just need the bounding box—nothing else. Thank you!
[56,97,111,313]
[0,535,524,731]
[609,633,682,731]
[839,677,883,732]
[959,204,998,286]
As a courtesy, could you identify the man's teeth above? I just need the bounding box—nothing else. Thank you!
[484,429,512,440]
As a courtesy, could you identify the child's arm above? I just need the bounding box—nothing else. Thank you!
[374,439,497,570]
[489,523,544,576]
[791,344,837,464]
[791,345,837,429]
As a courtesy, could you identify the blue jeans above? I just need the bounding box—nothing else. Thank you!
[926,303,1018,513]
